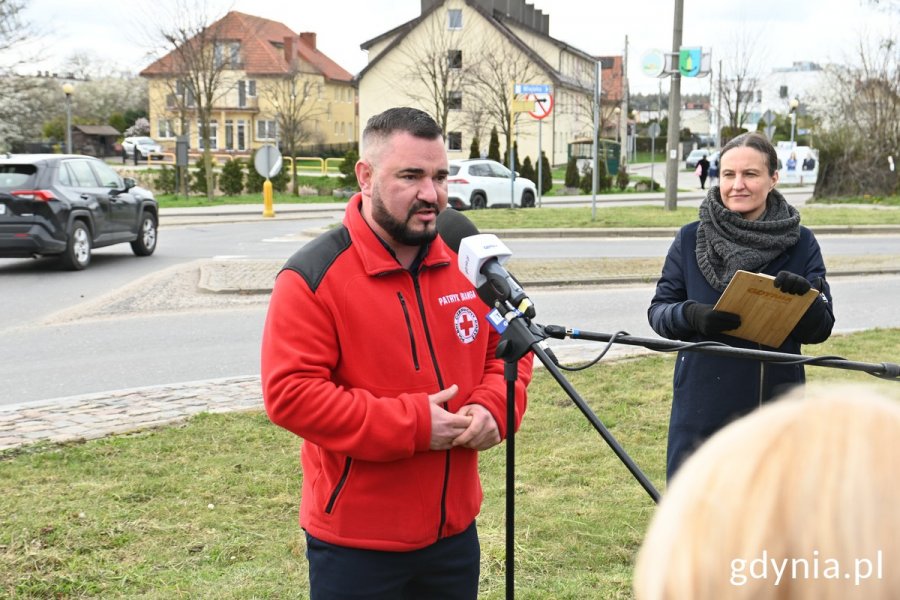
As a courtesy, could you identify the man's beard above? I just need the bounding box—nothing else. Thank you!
[371,186,438,247]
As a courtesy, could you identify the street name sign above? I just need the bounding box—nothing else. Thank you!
[514,83,551,95]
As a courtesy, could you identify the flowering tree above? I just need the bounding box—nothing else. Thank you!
[124,118,151,137]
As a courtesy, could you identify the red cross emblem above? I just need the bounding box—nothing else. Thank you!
[454,307,479,344]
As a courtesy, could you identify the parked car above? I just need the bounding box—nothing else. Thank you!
[121,136,162,160]
[447,159,536,209]
[0,154,159,270]
[685,149,710,169]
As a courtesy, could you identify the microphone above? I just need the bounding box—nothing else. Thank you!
[436,208,536,319]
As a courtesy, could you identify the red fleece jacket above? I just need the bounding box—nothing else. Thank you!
[261,196,532,551]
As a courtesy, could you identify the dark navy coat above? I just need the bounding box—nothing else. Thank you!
[648,221,834,479]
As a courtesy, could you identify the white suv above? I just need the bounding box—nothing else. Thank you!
[121,136,162,161]
[448,159,536,210]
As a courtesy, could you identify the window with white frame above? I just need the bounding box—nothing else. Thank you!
[257,119,277,140]
[157,119,175,139]
[236,120,247,150]
[176,80,196,107]
[448,9,462,29]
[197,120,218,150]
[448,132,462,151]
[214,41,241,67]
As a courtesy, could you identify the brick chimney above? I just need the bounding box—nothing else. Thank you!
[300,32,317,51]
[283,35,295,63]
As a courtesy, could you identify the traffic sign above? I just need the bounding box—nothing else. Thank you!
[528,93,553,120]
[761,110,775,125]
[648,122,661,138]
[764,125,777,140]
[514,83,551,95]
[254,144,282,179]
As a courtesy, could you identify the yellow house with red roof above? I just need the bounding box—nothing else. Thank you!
[140,11,356,157]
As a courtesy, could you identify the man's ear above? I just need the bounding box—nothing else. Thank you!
[356,160,373,194]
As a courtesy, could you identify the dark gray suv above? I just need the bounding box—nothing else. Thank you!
[0,154,158,270]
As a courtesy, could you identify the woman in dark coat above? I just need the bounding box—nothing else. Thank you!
[697,154,710,189]
[648,132,835,480]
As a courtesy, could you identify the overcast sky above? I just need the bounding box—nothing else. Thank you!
[18,0,896,94]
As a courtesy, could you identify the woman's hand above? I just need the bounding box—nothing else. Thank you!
[684,302,741,336]
[774,271,811,295]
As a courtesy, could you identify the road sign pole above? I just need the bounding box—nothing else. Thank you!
[537,119,542,208]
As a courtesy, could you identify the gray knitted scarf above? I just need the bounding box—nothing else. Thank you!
[696,187,801,291]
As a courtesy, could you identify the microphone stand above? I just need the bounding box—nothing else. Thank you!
[542,326,900,380]
[494,319,899,600]
[493,308,661,600]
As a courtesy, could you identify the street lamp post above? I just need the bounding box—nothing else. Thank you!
[789,97,799,146]
[62,83,75,154]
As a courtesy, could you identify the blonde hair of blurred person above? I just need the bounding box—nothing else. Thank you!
[634,384,900,600]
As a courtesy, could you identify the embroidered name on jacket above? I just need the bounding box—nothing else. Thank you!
[454,307,479,344]
[438,290,478,306]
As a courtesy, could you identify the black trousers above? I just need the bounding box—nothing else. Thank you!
[305,522,480,599]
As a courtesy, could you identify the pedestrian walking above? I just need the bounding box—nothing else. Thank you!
[696,154,710,189]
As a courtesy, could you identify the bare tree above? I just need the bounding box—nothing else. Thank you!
[397,15,469,135]
[149,1,241,200]
[714,30,767,138]
[460,103,488,155]
[0,0,32,70]
[260,70,327,194]
[815,35,900,196]
[466,34,541,158]
[60,51,127,81]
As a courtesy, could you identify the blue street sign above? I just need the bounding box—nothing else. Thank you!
[514,83,551,94]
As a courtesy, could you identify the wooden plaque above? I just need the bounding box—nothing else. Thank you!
[713,270,818,347]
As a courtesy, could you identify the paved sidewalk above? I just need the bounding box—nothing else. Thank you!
[0,377,262,452]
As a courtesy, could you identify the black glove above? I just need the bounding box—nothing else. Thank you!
[683,302,742,336]
[791,281,834,343]
[774,271,811,295]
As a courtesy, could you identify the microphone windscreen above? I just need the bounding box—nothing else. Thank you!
[436,208,480,253]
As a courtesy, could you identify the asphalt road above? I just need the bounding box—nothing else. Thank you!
[2,219,899,405]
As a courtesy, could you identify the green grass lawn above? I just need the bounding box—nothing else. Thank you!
[462,205,900,229]
[3,330,898,598]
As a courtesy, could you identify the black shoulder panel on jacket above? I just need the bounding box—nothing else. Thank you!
[281,225,352,293]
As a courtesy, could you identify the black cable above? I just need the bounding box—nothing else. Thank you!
[557,331,630,372]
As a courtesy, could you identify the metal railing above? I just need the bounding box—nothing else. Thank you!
[143,152,344,175]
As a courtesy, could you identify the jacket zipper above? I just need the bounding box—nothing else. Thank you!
[325,456,352,514]
[397,292,420,371]
[410,270,451,542]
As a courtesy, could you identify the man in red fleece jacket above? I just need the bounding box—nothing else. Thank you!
[261,107,532,599]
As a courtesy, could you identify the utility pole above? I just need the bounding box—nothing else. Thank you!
[716,58,723,148]
[591,60,600,221]
[622,35,629,165]
[664,0,684,211]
